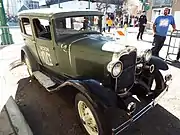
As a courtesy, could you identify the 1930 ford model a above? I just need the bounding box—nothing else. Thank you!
[18,9,172,135]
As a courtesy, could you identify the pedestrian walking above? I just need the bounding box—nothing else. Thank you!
[137,11,147,40]
[102,15,106,32]
[107,17,113,32]
[120,16,123,28]
[151,7,176,57]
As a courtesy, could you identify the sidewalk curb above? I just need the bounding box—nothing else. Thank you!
[5,96,33,135]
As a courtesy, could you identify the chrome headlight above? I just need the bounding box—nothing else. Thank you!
[143,49,152,62]
[107,61,123,78]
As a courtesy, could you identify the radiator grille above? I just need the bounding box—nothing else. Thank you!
[117,51,137,92]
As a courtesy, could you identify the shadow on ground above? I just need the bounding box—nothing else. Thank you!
[14,77,180,135]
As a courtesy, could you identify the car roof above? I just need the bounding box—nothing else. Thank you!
[18,8,103,18]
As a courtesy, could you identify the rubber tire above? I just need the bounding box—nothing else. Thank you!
[151,70,165,96]
[24,55,34,77]
[75,93,111,135]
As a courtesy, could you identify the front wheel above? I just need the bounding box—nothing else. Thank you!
[134,70,165,100]
[75,93,110,135]
[149,70,165,96]
[150,71,165,91]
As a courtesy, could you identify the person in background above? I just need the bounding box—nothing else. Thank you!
[107,17,113,32]
[132,16,135,27]
[137,11,147,40]
[124,15,128,25]
[120,16,123,28]
[102,15,106,32]
[129,16,132,27]
[151,7,176,57]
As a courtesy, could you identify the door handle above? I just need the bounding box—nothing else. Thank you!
[61,44,68,52]
[61,44,68,49]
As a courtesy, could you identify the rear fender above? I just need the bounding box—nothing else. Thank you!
[61,79,118,110]
[21,45,39,71]
[149,56,168,71]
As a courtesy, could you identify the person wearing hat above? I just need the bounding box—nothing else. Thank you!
[151,7,176,57]
[137,11,147,40]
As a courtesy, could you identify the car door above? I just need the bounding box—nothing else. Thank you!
[32,18,58,71]
[52,17,74,76]
[20,17,40,64]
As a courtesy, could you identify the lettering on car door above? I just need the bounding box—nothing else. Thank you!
[39,46,53,66]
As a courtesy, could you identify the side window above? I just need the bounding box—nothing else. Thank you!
[22,18,32,36]
[33,19,51,40]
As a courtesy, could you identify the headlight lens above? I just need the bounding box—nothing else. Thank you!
[144,49,152,62]
[107,61,123,78]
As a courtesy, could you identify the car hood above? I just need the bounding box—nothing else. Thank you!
[65,33,135,54]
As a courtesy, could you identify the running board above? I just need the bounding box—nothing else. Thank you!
[33,71,60,92]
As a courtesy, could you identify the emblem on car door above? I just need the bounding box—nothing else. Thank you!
[39,46,53,66]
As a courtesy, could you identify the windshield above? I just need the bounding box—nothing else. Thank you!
[54,15,102,41]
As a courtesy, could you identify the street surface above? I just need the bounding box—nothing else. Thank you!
[1,27,180,135]
[13,64,180,135]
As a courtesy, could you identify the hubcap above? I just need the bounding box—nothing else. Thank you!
[77,101,99,135]
[151,79,156,90]
[25,57,33,76]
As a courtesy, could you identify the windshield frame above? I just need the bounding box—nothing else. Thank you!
[53,14,103,42]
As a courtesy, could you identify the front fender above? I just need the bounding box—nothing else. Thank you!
[61,79,117,109]
[82,79,117,107]
[149,56,168,71]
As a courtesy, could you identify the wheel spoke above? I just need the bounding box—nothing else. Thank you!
[78,101,99,135]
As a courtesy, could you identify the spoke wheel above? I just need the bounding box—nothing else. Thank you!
[24,56,33,76]
[75,93,110,135]
[151,79,156,91]
[78,101,99,135]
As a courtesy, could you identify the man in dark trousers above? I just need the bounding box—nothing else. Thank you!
[137,11,147,40]
[152,7,176,57]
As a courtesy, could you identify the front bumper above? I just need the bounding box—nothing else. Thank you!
[112,76,172,135]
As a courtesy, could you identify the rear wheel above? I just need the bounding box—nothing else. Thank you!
[75,93,110,135]
[24,55,33,77]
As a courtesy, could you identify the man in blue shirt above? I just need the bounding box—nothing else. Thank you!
[152,8,176,57]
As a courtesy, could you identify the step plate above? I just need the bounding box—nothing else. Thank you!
[33,71,56,88]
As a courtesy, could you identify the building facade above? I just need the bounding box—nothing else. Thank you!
[125,0,143,16]
[4,0,39,16]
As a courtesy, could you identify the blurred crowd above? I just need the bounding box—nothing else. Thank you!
[103,13,140,32]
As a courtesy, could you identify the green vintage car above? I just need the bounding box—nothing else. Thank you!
[19,8,172,135]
